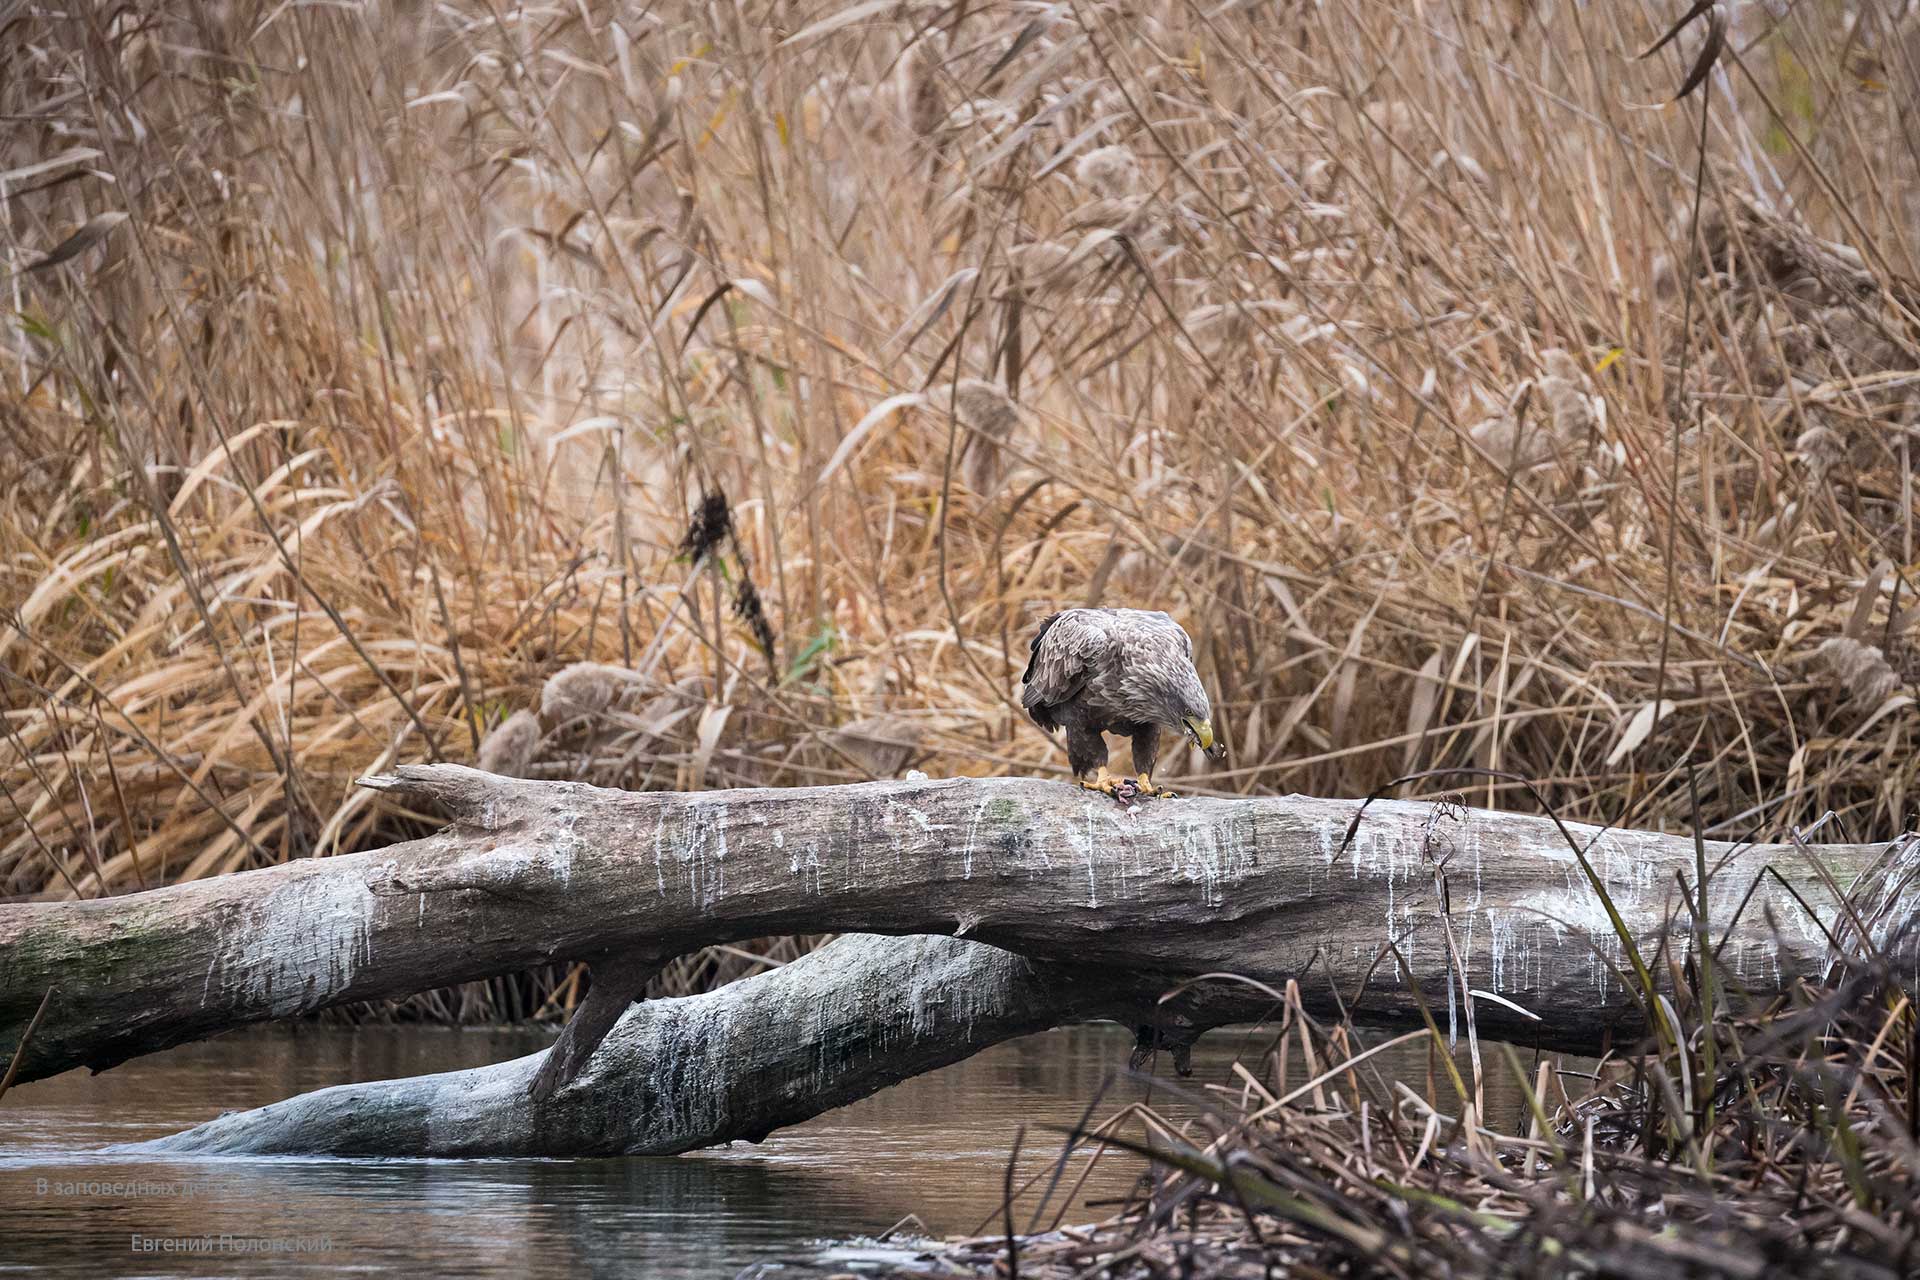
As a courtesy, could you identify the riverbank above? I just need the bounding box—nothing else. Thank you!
[835,953,1919,1279]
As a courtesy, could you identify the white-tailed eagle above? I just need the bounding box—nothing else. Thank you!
[1021,608,1223,799]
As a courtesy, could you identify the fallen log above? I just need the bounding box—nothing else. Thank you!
[129,933,1272,1157]
[3,765,1916,1091]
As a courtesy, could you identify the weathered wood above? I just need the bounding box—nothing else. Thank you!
[526,951,662,1101]
[130,933,1268,1157]
[3,764,1916,1089]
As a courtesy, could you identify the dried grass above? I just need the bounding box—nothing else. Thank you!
[2,1,1918,1019]
[884,824,1920,1278]
[915,964,1918,1278]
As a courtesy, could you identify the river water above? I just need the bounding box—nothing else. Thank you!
[0,1022,1555,1277]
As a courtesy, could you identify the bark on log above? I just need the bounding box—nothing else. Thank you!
[3,765,1916,1091]
[129,933,1268,1157]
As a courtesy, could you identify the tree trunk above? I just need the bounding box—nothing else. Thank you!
[3,764,1915,1096]
[130,933,1266,1157]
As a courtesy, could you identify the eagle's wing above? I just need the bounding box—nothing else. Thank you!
[1021,610,1110,718]
[1141,609,1193,656]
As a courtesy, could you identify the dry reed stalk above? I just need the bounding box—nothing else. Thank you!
[886,881,1917,1278]
[1,0,1917,1013]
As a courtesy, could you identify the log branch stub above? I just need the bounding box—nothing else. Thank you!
[527,954,663,1102]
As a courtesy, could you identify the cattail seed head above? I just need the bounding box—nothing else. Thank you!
[540,661,640,723]
[903,36,945,138]
[1812,636,1899,705]
[1183,302,1251,359]
[1074,144,1141,199]
[1795,423,1846,479]
[1537,348,1598,441]
[938,379,1021,497]
[950,378,1020,438]
[477,709,541,777]
[1007,239,1085,295]
[1470,391,1551,471]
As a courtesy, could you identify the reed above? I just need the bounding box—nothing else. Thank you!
[919,826,1919,1277]
[2,1,1917,1022]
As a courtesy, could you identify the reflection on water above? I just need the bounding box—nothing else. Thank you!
[0,1021,1566,1278]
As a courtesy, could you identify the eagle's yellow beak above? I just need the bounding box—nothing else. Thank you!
[1184,716,1221,757]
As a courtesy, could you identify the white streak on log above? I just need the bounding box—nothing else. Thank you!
[223,871,378,1017]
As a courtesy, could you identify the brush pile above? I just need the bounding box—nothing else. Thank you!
[851,913,1919,1278]
[3,3,1920,1017]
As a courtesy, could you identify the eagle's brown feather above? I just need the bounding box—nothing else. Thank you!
[1020,608,1215,787]
[1020,610,1111,729]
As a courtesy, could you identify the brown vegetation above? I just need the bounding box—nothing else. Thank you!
[2,0,1918,1030]
[901,963,1917,1278]
[849,829,1920,1278]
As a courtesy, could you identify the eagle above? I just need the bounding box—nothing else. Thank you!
[1021,608,1223,799]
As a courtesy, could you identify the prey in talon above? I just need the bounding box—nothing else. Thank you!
[1020,608,1226,805]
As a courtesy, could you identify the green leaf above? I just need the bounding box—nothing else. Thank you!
[787,622,836,684]
[15,312,57,342]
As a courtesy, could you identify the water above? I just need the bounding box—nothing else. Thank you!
[0,1022,1552,1277]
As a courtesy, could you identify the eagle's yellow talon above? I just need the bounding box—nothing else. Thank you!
[1133,774,1177,799]
[1078,768,1120,796]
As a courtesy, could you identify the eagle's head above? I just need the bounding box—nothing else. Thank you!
[1157,664,1225,760]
